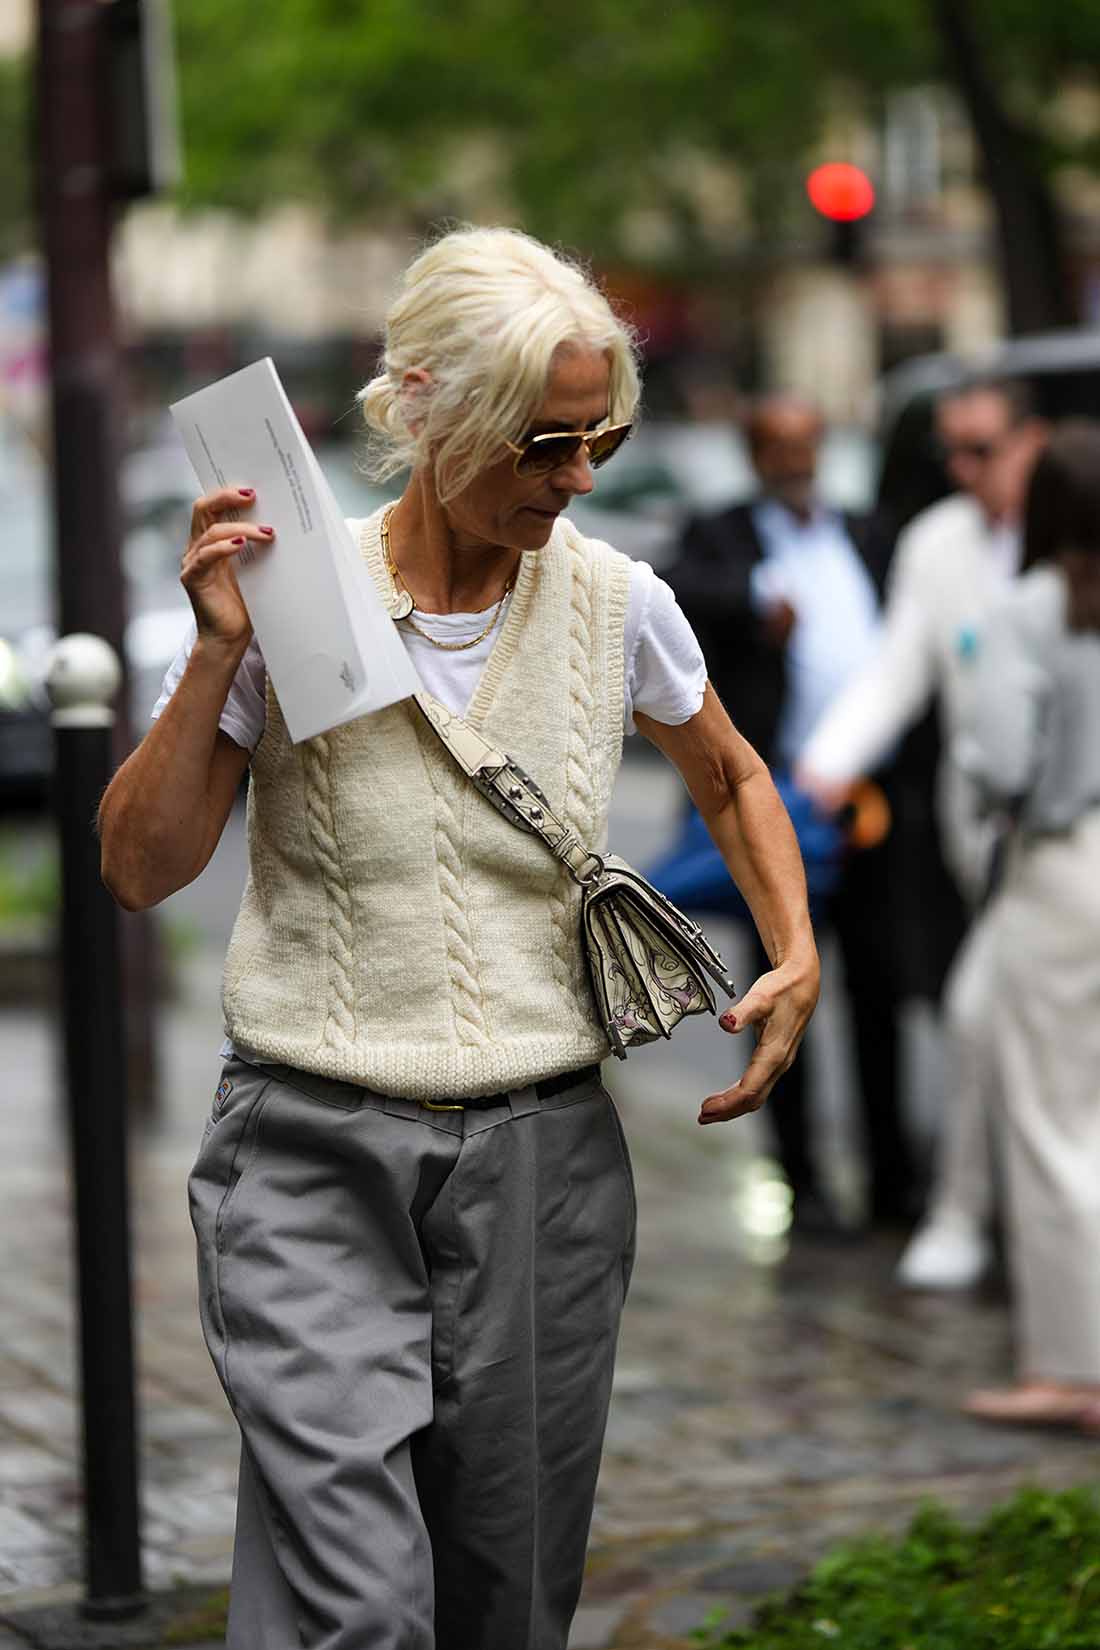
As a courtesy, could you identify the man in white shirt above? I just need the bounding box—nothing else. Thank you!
[798,379,1048,1287]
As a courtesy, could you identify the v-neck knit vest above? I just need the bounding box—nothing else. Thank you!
[221,505,632,1099]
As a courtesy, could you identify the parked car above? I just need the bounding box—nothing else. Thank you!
[1,431,56,809]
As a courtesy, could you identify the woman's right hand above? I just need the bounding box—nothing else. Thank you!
[180,486,275,652]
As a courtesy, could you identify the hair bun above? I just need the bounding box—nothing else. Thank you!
[358,373,403,439]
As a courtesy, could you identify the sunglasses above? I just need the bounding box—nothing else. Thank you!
[504,421,632,477]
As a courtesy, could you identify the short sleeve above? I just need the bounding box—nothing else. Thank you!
[150,620,268,754]
[624,560,708,735]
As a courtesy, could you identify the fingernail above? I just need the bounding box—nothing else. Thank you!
[259,525,274,535]
[238,488,255,498]
[721,1013,737,1030]
[231,536,245,546]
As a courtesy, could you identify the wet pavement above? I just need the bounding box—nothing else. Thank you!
[1,757,1097,1648]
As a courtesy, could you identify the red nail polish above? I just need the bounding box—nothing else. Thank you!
[259,525,274,535]
[238,487,255,498]
[231,536,245,546]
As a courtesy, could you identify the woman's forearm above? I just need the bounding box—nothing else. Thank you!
[636,689,818,978]
[701,765,816,971]
[638,690,820,1116]
[99,637,250,910]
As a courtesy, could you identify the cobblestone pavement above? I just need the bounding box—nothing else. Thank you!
[1,764,1098,1647]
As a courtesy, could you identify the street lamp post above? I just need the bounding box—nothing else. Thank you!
[33,0,181,1623]
[35,0,165,1110]
[46,635,144,1621]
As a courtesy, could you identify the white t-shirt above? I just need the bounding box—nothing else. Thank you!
[152,555,707,746]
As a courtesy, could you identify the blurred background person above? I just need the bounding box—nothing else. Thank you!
[798,379,1048,1287]
[667,394,914,1236]
[958,421,1100,1428]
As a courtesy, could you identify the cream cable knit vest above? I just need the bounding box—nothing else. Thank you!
[221,505,631,1099]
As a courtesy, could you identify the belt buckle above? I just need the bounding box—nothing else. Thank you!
[420,1098,465,1112]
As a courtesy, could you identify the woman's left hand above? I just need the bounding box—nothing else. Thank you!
[697,952,819,1125]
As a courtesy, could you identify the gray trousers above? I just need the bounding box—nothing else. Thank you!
[188,1055,636,1650]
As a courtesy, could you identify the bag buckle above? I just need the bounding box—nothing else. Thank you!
[575,852,605,887]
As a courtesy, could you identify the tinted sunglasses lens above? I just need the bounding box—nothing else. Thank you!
[587,424,631,469]
[514,434,582,476]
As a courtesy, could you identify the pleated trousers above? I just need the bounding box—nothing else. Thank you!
[188,1055,636,1650]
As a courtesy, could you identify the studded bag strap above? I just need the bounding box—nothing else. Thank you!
[413,691,603,886]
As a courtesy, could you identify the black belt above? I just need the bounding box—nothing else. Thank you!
[535,1063,602,1100]
[420,1063,602,1113]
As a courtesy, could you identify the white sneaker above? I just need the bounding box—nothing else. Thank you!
[895,1213,991,1290]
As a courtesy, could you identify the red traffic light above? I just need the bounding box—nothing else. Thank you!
[806,163,874,223]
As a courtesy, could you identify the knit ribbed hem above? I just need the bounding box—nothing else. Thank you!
[217,1024,612,1101]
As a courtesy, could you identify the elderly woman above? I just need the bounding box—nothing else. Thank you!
[99,227,818,1650]
[958,422,1100,1431]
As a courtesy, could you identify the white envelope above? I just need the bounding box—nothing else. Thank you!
[170,358,420,742]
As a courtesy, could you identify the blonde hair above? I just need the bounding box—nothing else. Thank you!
[358,226,641,502]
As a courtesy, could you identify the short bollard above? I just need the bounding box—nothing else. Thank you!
[46,634,145,1620]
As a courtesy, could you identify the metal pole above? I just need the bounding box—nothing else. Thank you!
[35,0,127,660]
[46,635,145,1621]
[35,0,161,1110]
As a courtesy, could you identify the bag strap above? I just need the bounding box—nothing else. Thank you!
[413,691,605,887]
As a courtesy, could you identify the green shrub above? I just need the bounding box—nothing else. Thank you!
[694,1487,1100,1649]
[161,1587,229,1644]
[0,832,59,925]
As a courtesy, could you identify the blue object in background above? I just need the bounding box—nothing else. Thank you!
[646,772,844,922]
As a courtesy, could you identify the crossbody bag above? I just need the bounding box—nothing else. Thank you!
[416,692,737,1058]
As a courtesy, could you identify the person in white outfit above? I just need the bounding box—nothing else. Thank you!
[798,380,1047,1289]
[958,421,1100,1427]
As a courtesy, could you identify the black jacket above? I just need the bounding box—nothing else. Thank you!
[666,500,891,766]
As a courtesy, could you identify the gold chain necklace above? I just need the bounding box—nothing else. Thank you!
[380,505,515,654]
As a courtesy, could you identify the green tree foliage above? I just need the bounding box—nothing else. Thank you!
[0,54,30,259]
